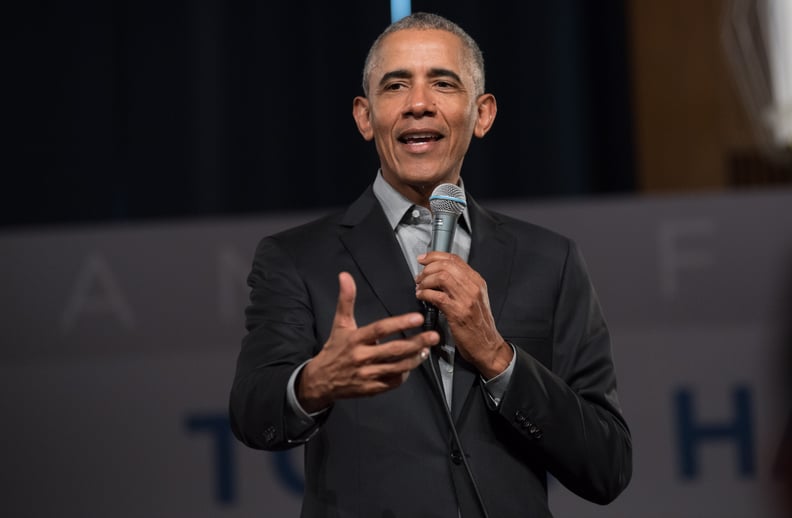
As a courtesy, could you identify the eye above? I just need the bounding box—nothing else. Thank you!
[384,82,406,91]
[434,80,457,89]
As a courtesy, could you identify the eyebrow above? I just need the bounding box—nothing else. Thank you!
[378,68,463,88]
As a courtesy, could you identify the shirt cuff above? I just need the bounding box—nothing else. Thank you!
[285,360,328,441]
[481,343,516,407]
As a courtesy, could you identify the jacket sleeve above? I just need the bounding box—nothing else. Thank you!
[496,239,632,504]
[229,236,328,450]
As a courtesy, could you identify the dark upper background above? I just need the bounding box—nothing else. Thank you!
[4,0,635,227]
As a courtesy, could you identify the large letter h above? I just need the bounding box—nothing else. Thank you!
[675,386,755,479]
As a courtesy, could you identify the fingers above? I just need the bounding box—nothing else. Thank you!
[354,312,425,344]
[354,334,436,388]
[416,250,457,267]
[333,271,357,329]
[415,255,479,309]
[364,330,439,362]
[313,332,436,403]
[415,252,469,288]
[359,348,430,380]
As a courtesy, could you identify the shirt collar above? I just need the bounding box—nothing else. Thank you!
[372,171,471,233]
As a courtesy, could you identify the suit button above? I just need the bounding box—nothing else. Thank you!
[514,410,527,424]
[263,425,277,444]
[450,449,463,465]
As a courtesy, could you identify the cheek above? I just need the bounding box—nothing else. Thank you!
[448,108,478,133]
[371,120,393,141]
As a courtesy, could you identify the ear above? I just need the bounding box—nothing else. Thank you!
[352,96,374,141]
[473,93,497,138]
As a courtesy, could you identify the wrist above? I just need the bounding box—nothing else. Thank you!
[296,361,332,413]
[481,340,514,380]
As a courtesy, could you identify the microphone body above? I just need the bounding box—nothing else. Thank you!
[423,184,466,332]
[429,211,459,255]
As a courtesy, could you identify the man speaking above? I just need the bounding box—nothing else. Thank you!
[230,12,632,517]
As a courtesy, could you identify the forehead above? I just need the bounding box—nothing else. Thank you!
[373,29,469,77]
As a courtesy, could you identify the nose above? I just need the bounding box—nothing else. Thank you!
[404,85,435,117]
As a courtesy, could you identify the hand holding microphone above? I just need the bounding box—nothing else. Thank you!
[422,183,467,332]
[416,183,512,379]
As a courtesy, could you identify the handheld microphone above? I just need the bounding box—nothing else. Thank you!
[423,183,466,332]
[422,184,490,518]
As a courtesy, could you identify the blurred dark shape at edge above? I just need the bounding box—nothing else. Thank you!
[773,247,792,516]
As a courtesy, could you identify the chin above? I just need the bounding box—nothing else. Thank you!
[400,167,454,185]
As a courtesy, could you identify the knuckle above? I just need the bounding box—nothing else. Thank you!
[350,348,368,365]
[371,320,390,338]
[358,365,378,380]
[393,341,415,358]
[349,328,365,344]
[368,322,382,336]
[386,342,406,358]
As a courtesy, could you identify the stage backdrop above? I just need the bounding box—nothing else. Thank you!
[1,188,791,517]
[5,0,633,226]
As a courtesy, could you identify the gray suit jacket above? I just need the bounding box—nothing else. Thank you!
[230,186,632,518]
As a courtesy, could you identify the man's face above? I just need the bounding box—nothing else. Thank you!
[353,29,496,204]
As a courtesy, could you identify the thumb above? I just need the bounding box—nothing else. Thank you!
[332,271,357,329]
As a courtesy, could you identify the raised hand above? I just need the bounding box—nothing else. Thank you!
[297,272,441,413]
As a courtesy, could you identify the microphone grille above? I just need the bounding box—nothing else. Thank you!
[429,183,467,215]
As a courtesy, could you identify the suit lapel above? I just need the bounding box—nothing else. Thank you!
[451,196,516,422]
[338,187,421,320]
[467,196,514,324]
[339,187,449,413]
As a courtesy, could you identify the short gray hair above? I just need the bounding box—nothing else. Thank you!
[361,12,485,97]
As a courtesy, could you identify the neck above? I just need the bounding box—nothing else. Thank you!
[381,175,462,209]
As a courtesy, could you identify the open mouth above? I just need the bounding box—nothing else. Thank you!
[398,132,443,144]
